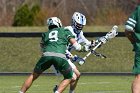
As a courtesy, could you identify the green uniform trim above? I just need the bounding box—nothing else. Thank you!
[43,52,66,60]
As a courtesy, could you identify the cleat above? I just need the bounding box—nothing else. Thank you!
[53,85,58,92]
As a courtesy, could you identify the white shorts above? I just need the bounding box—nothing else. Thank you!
[67,59,76,69]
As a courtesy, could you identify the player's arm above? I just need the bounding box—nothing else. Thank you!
[81,32,107,48]
[40,40,44,48]
[80,31,92,45]
[125,30,135,44]
[40,33,46,55]
[69,38,88,52]
[80,31,96,51]
[65,28,88,52]
[125,6,138,44]
[40,33,45,49]
[70,38,82,51]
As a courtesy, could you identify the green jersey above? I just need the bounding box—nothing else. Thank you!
[125,5,140,51]
[41,27,75,54]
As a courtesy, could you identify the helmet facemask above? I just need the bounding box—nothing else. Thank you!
[73,21,84,30]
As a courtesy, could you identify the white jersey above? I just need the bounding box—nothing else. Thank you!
[65,26,91,51]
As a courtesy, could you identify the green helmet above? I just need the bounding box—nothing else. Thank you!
[47,17,62,29]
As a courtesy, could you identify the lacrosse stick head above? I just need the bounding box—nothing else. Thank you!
[105,25,118,39]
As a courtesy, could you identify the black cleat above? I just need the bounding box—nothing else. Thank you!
[53,85,58,92]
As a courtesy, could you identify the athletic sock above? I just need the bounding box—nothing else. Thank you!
[19,91,24,93]
[54,91,60,93]
[69,90,74,93]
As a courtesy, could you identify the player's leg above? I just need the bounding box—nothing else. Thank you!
[68,59,81,93]
[132,74,140,93]
[19,56,52,93]
[56,78,72,93]
[69,67,80,93]
[132,52,140,93]
[53,57,73,93]
[19,72,40,93]
[53,69,77,93]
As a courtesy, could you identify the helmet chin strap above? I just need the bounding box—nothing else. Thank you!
[73,27,81,35]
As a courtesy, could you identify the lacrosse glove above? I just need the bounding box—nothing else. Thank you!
[71,55,79,62]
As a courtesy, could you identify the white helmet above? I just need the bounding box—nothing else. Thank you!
[72,12,86,33]
[47,17,62,29]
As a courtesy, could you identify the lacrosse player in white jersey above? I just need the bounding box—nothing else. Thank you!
[65,12,96,93]
[53,12,107,93]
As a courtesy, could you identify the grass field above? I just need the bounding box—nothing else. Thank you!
[0,37,134,72]
[0,75,133,93]
[0,26,134,72]
[0,25,124,32]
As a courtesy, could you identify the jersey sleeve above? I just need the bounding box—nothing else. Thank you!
[79,31,91,45]
[40,32,49,47]
[125,6,138,31]
[41,33,45,44]
[40,33,46,51]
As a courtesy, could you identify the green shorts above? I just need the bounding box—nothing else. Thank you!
[133,51,140,74]
[34,56,73,79]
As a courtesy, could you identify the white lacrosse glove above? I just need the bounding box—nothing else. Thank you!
[79,44,91,52]
[84,44,90,51]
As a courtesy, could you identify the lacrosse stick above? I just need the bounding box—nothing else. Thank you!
[79,25,118,65]
[91,50,107,58]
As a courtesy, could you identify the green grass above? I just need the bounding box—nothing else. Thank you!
[0,27,47,32]
[83,25,124,32]
[0,25,125,32]
[0,26,132,72]
[0,75,133,93]
[0,37,134,72]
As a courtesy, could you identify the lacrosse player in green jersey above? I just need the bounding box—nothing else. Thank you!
[19,17,88,93]
[125,2,140,93]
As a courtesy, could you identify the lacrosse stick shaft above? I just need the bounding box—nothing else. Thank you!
[83,42,102,60]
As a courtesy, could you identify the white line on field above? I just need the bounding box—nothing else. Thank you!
[79,82,111,85]
[86,90,128,93]
[12,84,40,89]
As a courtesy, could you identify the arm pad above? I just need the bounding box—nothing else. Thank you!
[73,42,82,51]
